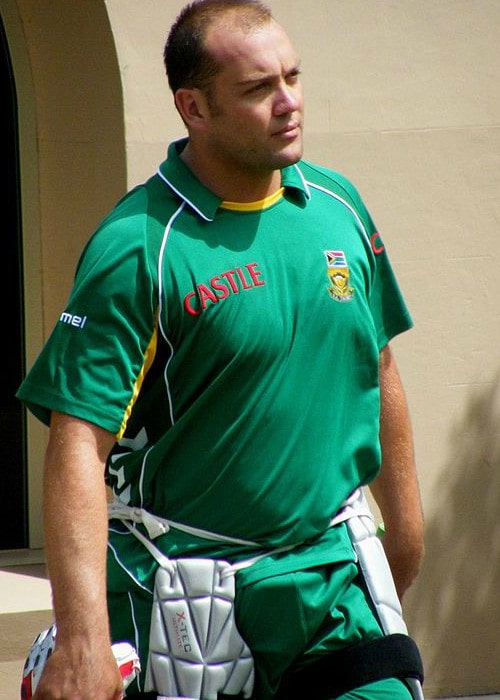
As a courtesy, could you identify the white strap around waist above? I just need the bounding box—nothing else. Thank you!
[329,488,374,527]
[108,488,373,577]
[108,498,262,546]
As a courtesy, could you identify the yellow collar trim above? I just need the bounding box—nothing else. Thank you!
[221,187,285,211]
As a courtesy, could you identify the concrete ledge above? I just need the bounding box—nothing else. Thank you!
[0,549,45,567]
[0,564,52,614]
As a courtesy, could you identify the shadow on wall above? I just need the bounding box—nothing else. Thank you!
[406,375,500,698]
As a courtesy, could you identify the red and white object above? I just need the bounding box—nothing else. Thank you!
[20,623,141,699]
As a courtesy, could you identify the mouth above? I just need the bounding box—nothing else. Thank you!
[272,121,301,138]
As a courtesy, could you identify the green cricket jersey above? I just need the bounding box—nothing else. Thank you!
[17,138,412,557]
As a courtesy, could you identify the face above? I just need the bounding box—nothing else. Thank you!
[198,17,304,176]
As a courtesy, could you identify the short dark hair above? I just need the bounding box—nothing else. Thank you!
[164,0,272,94]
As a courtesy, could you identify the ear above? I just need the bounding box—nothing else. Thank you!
[175,88,210,130]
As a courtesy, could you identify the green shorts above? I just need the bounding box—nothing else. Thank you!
[108,550,412,699]
[233,559,412,700]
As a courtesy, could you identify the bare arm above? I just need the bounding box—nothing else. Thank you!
[369,344,424,601]
[34,411,123,700]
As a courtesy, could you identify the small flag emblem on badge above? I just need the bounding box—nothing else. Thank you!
[326,250,347,267]
[324,250,354,302]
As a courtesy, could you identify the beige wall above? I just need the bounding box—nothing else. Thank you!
[8,0,128,329]
[4,0,500,695]
[3,0,128,546]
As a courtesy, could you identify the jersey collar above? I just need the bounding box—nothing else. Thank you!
[157,138,311,222]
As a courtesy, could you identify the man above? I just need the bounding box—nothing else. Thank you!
[17,1,424,698]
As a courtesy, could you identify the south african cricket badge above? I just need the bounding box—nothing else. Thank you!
[324,250,354,302]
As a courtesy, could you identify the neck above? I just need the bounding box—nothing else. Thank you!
[180,142,282,202]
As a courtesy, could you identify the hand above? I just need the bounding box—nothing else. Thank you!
[33,643,124,700]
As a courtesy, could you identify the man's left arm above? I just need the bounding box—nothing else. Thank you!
[369,344,425,601]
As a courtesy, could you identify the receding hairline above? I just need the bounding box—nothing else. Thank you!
[189,2,274,54]
[202,8,279,52]
[164,1,275,95]
[176,0,273,39]
[188,0,272,23]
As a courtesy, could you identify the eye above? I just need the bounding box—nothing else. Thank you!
[286,68,301,84]
[248,81,270,94]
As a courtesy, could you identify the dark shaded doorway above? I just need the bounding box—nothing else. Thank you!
[1,14,28,549]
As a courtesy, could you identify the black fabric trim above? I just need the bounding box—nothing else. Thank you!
[274,633,424,700]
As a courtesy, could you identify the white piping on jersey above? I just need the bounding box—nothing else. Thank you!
[156,168,214,222]
[138,444,156,510]
[306,181,371,248]
[292,163,311,198]
[107,536,153,593]
[158,163,312,219]
[126,592,143,692]
[157,201,187,428]
[134,202,183,513]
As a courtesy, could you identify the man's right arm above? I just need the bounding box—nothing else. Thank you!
[34,411,123,700]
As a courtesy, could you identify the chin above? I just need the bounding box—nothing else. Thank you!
[276,149,302,168]
[274,147,303,168]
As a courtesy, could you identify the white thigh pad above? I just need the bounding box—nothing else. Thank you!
[343,490,424,700]
[145,558,254,700]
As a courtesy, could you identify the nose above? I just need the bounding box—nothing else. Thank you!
[274,81,301,116]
